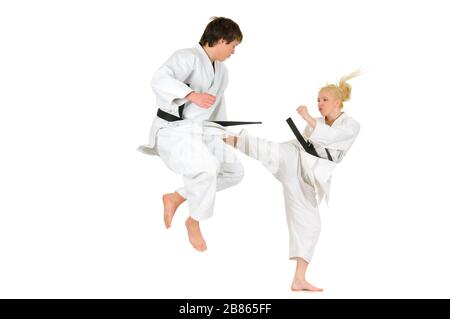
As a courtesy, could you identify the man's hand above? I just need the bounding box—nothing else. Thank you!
[296,105,316,128]
[186,92,216,108]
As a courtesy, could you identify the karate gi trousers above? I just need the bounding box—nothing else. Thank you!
[156,122,244,221]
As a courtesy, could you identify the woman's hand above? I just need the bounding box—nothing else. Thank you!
[296,105,316,128]
[296,105,310,120]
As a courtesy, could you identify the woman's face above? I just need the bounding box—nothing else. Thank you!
[317,89,341,117]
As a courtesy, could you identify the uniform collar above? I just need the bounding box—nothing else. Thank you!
[195,43,215,75]
[322,112,348,127]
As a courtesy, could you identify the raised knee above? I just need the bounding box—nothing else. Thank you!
[205,165,220,181]
[204,159,221,177]
[188,157,220,181]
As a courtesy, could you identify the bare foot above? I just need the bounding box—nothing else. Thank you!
[291,279,323,292]
[185,217,207,252]
[162,192,185,229]
[223,135,237,147]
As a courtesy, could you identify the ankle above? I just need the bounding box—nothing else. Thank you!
[173,192,186,204]
[293,277,306,283]
[186,217,199,226]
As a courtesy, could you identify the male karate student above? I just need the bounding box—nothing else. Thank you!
[139,17,244,252]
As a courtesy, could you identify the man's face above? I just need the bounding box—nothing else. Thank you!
[215,39,240,61]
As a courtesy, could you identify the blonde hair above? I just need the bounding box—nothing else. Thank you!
[320,70,362,108]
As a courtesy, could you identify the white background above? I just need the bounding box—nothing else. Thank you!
[1,0,449,298]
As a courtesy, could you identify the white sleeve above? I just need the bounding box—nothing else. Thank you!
[151,50,195,113]
[308,119,360,150]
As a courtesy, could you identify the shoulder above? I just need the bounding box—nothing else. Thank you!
[342,114,361,133]
[168,48,198,63]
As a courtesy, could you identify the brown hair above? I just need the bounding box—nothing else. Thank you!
[199,17,243,47]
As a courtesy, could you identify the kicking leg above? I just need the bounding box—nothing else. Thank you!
[207,135,244,192]
[224,130,282,176]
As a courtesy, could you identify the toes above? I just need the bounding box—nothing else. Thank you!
[192,241,207,252]
[164,216,171,229]
[163,195,174,228]
[164,210,173,228]
[291,281,323,292]
[163,211,171,228]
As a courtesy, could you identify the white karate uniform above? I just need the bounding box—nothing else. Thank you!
[139,44,244,221]
[236,113,360,262]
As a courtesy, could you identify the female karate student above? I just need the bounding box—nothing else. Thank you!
[225,72,361,291]
[139,17,244,252]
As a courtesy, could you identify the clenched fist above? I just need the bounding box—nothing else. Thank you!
[296,105,316,128]
[297,105,310,120]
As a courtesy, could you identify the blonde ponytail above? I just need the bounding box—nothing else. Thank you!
[321,69,362,108]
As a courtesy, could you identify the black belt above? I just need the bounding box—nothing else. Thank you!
[157,106,262,127]
[286,117,333,162]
